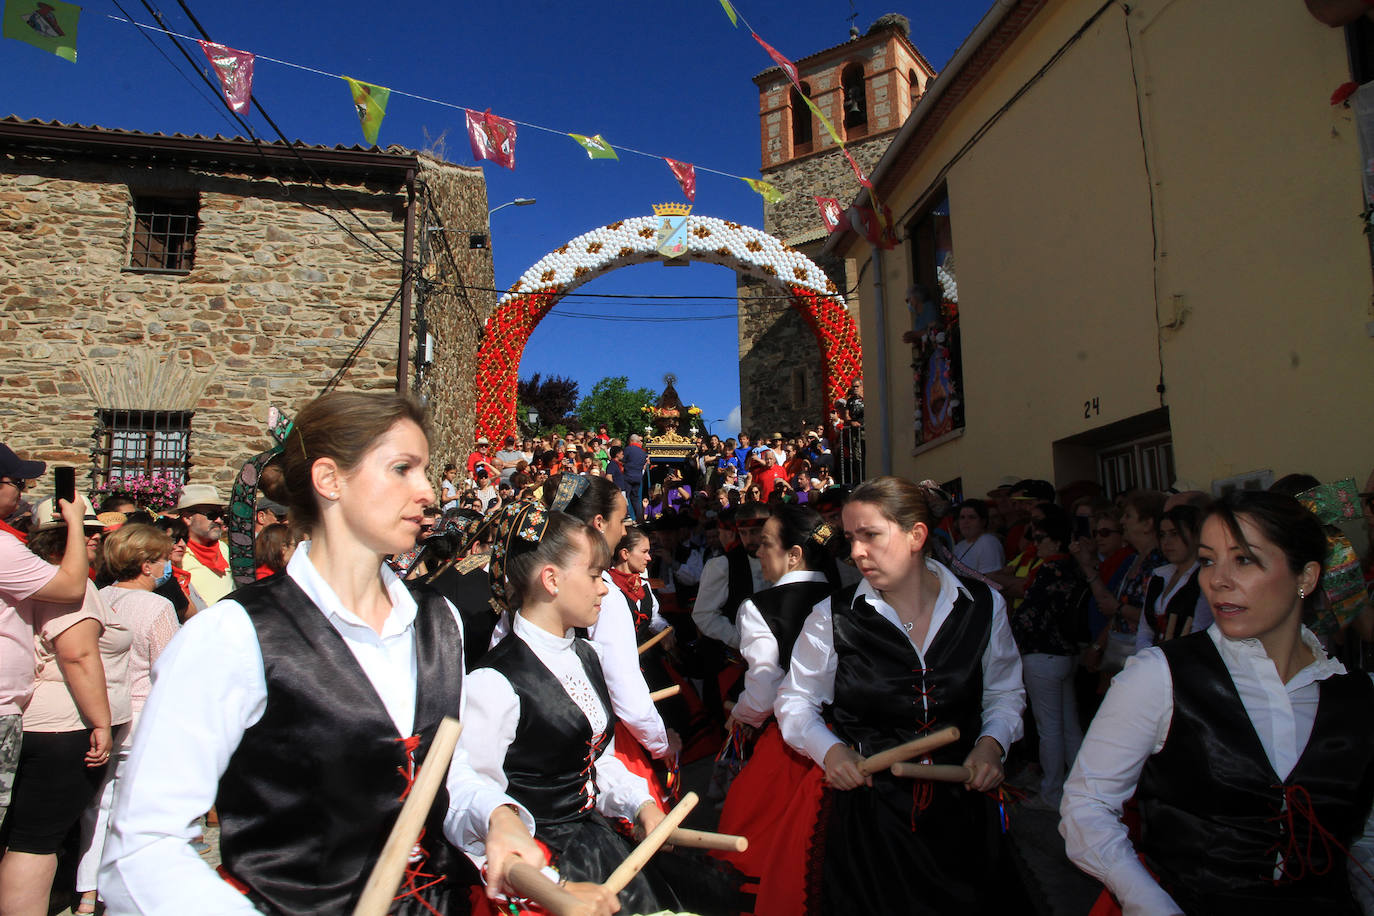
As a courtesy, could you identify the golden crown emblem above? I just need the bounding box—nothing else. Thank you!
[652,202,693,217]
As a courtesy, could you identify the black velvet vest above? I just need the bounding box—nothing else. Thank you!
[479,633,617,826]
[825,577,993,764]
[721,546,756,625]
[749,578,835,675]
[631,589,655,643]
[1142,566,1202,646]
[216,574,465,915]
[1138,633,1374,914]
[430,563,497,670]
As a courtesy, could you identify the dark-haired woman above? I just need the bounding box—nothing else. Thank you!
[716,504,839,916]
[101,392,547,915]
[153,515,199,622]
[776,476,1027,914]
[461,504,719,914]
[954,498,1005,574]
[1062,490,1374,914]
[1134,504,1211,651]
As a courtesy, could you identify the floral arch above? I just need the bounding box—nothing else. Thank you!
[473,214,863,441]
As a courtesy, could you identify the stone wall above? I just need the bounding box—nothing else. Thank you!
[0,146,416,496]
[737,277,828,437]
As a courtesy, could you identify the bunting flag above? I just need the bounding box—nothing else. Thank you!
[816,196,843,232]
[718,0,738,27]
[465,108,517,170]
[198,40,255,114]
[570,133,618,160]
[849,203,896,249]
[342,76,389,145]
[803,95,843,146]
[742,177,784,204]
[751,32,798,87]
[843,147,873,189]
[3,0,80,61]
[666,158,696,202]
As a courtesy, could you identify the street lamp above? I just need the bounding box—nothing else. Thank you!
[489,197,537,216]
[528,408,539,431]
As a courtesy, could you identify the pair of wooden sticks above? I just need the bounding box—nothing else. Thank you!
[352,718,747,916]
[855,725,973,783]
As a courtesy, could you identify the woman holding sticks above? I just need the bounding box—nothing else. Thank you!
[775,476,1028,914]
[714,503,840,915]
[1061,490,1374,913]
[460,501,739,914]
[99,392,567,915]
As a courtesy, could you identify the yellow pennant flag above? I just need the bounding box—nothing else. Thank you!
[742,177,784,204]
[342,76,390,145]
[803,95,844,147]
[718,0,739,27]
[569,133,618,160]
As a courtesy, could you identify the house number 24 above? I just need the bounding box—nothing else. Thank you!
[1083,397,1100,419]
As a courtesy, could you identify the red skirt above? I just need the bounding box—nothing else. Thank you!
[613,721,668,811]
[714,723,825,916]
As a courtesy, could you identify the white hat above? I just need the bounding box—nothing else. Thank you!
[175,484,225,512]
[30,495,101,533]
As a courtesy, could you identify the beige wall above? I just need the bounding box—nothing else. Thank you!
[844,0,1373,497]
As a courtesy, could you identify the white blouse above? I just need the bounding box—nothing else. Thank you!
[775,558,1025,767]
[460,614,654,833]
[1132,561,1212,652]
[732,570,829,728]
[1060,625,1374,915]
[98,544,528,915]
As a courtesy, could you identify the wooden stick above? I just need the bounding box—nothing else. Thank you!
[668,827,748,852]
[857,726,960,776]
[637,626,673,655]
[601,791,699,896]
[649,685,680,702]
[352,718,463,916]
[504,862,584,916]
[889,762,972,783]
[1163,613,1179,641]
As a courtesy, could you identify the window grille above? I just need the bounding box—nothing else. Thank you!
[130,195,199,271]
[93,409,193,486]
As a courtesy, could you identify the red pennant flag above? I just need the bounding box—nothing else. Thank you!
[666,158,696,202]
[466,109,517,170]
[198,40,254,115]
[752,32,800,89]
[843,148,873,189]
[815,196,842,232]
[849,204,896,249]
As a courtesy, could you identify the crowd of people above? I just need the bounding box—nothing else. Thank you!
[0,392,1372,915]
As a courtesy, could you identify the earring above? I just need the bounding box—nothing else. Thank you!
[1298,586,1306,599]
[551,587,559,596]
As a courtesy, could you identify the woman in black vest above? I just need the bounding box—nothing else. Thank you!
[775,476,1028,914]
[461,502,736,914]
[1062,490,1374,914]
[99,392,555,916]
[716,503,840,915]
[1133,503,1210,650]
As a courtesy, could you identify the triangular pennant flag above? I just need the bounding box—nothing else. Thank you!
[752,32,799,88]
[803,95,843,146]
[815,196,842,232]
[849,204,896,249]
[569,133,618,160]
[742,177,784,204]
[198,40,255,115]
[844,147,873,189]
[718,0,738,27]
[466,108,517,170]
[666,158,696,203]
[3,0,80,62]
[342,76,390,145]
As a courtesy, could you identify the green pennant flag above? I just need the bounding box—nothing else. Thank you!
[342,76,390,145]
[803,95,844,147]
[718,0,738,27]
[569,133,618,160]
[3,0,80,62]
[742,177,784,204]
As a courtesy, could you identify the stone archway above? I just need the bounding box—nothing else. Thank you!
[473,213,862,440]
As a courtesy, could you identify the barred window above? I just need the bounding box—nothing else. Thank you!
[129,195,199,271]
[93,409,193,486]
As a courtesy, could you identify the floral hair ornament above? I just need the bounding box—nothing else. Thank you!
[549,473,590,513]
[487,500,552,614]
[1296,478,1370,639]
[229,406,294,587]
[808,520,835,546]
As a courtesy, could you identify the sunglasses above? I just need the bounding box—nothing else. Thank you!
[0,478,28,492]
[193,508,224,521]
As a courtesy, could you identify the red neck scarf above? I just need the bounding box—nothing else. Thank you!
[0,520,28,545]
[171,566,192,597]
[608,567,644,602]
[186,538,228,576]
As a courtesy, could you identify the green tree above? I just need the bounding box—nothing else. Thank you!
[517,373,580,432]
[576,376,657,443]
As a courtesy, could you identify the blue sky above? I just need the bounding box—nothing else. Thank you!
[1,0,989,440]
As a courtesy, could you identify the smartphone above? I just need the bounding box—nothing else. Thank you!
[54,466,76,506]
[1074,514,1091,540]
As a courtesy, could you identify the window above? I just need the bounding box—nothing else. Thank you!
[94,409,193,486]
[1098,433,1175,499]
[791,82,813,152]
[907,192,964,448]
[909,68,922,107]
[842,64,867,132]
[129,195,199,271]
[790,367,808,408]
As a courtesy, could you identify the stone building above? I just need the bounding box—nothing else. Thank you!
[0,118,493,497]
[737,15,935,435]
